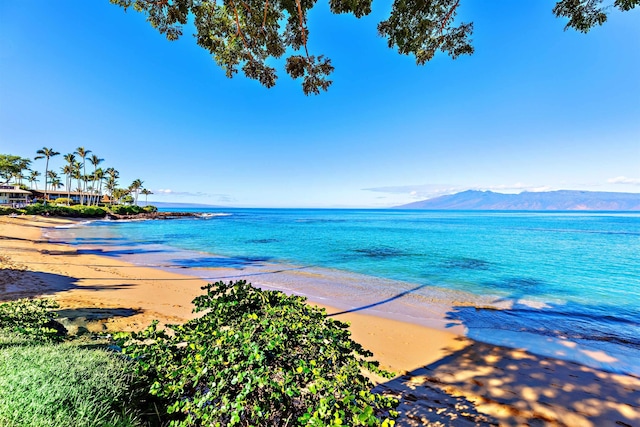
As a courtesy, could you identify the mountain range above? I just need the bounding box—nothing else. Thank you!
[394,190,640,211]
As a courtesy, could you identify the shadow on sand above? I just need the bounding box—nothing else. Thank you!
[326,284,430,316]
[0,269,135,301]
[320,278,640,426]
[375,338,640,426]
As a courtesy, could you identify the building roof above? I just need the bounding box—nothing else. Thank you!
[31,190,84,196]
[0,188,31,194]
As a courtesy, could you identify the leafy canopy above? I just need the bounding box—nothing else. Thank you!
[0,154,31,183]
[110,0,638,94]
[115,280,398,426]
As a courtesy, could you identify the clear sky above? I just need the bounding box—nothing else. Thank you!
[1,1,639,207]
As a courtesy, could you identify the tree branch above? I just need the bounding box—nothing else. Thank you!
[439,0,460,34]
[230,0,254,58]
[262,0,269,37]
[295,0,310,57]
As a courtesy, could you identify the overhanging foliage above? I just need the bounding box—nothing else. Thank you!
[110,0,638,94]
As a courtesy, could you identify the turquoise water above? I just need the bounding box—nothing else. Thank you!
[51,209,640,374]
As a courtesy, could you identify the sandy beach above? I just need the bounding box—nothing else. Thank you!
[1,215,638,426]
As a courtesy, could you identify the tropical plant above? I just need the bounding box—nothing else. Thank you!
[47,170,63,193]
[74,147,91,204]
[104,167,120,205]
[0,154,30,184]
[0,298,66,343]
[116,280,398,426]
[129,179,143,206]
[12,170,25,185]
[62,153,77,203]
[34,147,60,201]
[53,197,74,205]
[28,169,40,190]
[61,164,74,205]
[50,176,63,191]
[140,188,153,206]
[89,154,104,205]
[20,204,107,218]
[112,187,130,205]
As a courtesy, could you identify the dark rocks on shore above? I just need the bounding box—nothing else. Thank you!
[105,212,200,220]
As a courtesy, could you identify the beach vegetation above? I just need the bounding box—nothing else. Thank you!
[129,179,144,206]
[110,204,158,215]
[0,206,20,216]
[0,341,146,427]
[0,154,31,184]
[0,299,149,427]
[116,280,398,426]
[141,188,154,206]
[0,298,66,343]
[3,150,160,214]
[34,147,61,202]
[19,203,108,218]
[53,197,75,205]
[74,147,92,205]
[0,289,396,426]
[109,0,638,94]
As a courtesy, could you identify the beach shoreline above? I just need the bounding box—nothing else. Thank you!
[1,215,638,426]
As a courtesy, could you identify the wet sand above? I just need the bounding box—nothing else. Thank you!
[1,215,638,426]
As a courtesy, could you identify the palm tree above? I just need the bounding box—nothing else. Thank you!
[47,170,59,201]
[104,168,119,206]
[74,147,91,205]
[50,176,63,191]
[28,170,40,190]
[34,147,60,203]
[88,154,104,206]
[93,168,105,206]
[129,179,143,206]
[73,161,82,205]
[13,170,25,185]
[61,164,74,205]
[112,188,131,205]
[140,189,153,206]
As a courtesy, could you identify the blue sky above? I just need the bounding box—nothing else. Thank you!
[1,1,638,207]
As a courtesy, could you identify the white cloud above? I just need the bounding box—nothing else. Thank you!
[608,176,640,185]
[155,189,210,197]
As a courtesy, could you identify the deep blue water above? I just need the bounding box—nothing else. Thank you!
[50,209,640,374]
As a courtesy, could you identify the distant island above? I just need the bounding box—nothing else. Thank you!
[394,190,640,211]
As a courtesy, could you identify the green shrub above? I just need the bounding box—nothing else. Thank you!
[0,298,66,342]
[53,197,74,205]
[143,205,158,213]
[0,342,144,427]
[116,281,398,427]
[0,206,20,216]
[20,204,106,218]
[110,205,146,215]
[71,205,107,217]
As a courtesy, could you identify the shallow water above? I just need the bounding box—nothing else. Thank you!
[47,209,640,375]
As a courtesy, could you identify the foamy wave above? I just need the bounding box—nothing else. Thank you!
[197,213,232,218]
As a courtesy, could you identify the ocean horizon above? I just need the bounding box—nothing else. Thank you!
[47,208,640,376]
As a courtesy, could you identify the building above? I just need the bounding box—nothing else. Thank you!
[30,189,85,204]
[0,184,31,207]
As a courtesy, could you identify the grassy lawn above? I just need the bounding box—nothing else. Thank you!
[0,337,145,427]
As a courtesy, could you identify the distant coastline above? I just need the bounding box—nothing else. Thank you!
[394,189,640,211]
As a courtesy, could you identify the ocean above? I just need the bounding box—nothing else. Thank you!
[47,209,640,375]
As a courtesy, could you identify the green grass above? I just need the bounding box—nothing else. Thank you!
[0,340,145,427]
